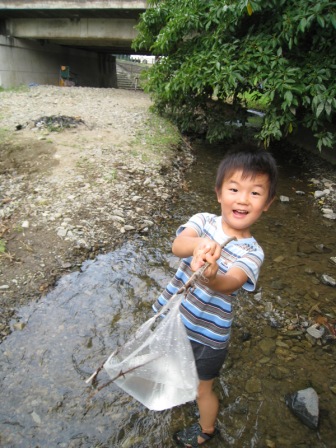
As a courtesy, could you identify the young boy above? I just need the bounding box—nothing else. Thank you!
[153,148,278,447]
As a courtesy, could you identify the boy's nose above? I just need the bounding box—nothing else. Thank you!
[237,192,249,204]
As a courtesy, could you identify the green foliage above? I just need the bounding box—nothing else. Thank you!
[133,112,181,154]
[133,0,336,150]
[0,85,29,93]
[0,239,6,254]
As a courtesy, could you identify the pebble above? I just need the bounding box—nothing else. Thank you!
[245,377,262,393]
[285,387,319,429]
[13,322,26,331]
[321,274,336,287]
[323,211,336,220]
[314,189,329,198]
[306,324,324,339]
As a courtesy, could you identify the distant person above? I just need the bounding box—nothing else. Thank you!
[153,147,278,446]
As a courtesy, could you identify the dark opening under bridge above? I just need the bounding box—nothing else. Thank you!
[0,1,148,88]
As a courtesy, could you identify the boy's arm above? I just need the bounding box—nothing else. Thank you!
[194,248,248,295]
[203,265,248,295]
[173,227,247,294]
[172,227,221,260]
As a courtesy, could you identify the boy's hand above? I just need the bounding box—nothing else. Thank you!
[190,240,221,277]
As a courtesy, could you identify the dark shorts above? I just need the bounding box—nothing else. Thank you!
[190,339,228,381]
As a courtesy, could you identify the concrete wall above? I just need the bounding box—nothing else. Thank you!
[5,18,138,48]
[0,1,146,9]
[0,35,117,88]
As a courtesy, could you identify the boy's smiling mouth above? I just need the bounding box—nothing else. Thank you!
[233,209,248,216]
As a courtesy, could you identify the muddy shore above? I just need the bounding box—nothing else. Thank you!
[0,85,194,341]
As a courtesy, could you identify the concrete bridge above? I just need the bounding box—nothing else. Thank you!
[0,1,148,88]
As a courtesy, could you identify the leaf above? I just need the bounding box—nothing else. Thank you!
[316,102,324,118]
[288,122,293,133]
[284,90,293,104]
[331,13,336,29]
[247,2,253,16]
[299,18,307,33]
[213,85,219,98]
[325,102,331,116]
[316,15,325,28]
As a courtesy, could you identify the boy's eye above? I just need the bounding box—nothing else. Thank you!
[229,188,238,192]
[252,191,260,196]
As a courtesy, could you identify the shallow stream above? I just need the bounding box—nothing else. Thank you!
[1,143,335,448]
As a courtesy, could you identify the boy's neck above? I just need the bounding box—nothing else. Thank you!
[221,218,252,239]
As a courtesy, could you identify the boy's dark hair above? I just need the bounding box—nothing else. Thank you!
[215,146,278,202]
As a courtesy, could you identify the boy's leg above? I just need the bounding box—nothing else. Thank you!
[174,379,220,446]
[197,379,218,441]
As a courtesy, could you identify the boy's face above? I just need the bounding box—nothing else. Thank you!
[216,169,273,238]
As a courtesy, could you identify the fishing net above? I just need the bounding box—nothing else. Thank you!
[87,236,236,411]
[103,292,199,411]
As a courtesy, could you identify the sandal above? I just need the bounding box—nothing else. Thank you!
[173,422,219,447]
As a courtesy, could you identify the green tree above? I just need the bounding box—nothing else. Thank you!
[133,0,336,150]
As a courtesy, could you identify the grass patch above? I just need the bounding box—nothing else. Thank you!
[132,112,181,160]
[103,168,118,183]
[0,85,29,93]
[0,127,10,140]
[0,239,6,253]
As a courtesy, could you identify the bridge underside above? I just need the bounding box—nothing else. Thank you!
[4,18,140,54]
[0,1,147,54]
[0,2,148,88]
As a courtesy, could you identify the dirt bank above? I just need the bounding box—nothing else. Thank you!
[0,85,194,341]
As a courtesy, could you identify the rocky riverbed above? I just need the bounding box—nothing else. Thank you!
[1,85,336,447]
[0,85,193,341]
[1,85,336,346]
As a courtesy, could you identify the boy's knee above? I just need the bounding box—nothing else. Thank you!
[197,380,215,399]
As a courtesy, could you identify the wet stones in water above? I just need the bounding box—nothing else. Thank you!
[285,387,319,429]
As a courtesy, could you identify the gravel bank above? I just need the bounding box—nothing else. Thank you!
[0,85,194,341]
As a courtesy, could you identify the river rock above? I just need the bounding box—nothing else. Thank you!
[245,377,262,393]
[306,324,324,339]
[279,195,290,202]
[259,338,276,355]
[323,211,336,220]
[321,274,336,286]
[285,387,319,429]
[314,189,329,199]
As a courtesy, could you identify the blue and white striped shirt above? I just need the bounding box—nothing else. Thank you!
[153,213,264,350]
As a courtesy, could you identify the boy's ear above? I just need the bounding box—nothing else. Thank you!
[263,196,275,211]
[215,188,221,202]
